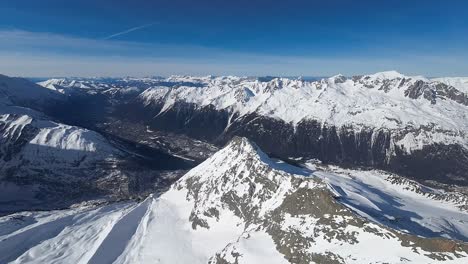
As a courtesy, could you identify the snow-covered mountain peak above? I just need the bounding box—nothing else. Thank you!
[166,138,468,263]
[180,136,308,185]
[328,74,347,84]
[178,135,301,191]
[186,136,261,170]
[172,136,317,228]
[365,70,405,80]
[217,136,259,154]
[38,78,66,86]
[37,78,70,93]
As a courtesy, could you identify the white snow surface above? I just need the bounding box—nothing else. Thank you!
[1,138,467,263]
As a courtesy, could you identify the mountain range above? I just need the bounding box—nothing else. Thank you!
[0,71,467,263]
[120,71,468,186]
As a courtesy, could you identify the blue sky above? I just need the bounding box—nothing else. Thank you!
[0,0,467,77]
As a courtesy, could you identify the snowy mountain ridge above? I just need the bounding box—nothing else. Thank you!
[132,71,468,165]
[139,71,467,131]
[37,76,166,94]
[0,109,121,168]
[34,71,468,141]
[38,78,104,91]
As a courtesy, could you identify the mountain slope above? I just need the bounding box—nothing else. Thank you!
[0,74,63,108]
[1,137,467,263]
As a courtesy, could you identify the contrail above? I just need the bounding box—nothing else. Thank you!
[103,22,158,40]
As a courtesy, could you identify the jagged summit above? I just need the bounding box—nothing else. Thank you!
[178,135,310,200]
[224,135,258,150]
[217,136,266,159]
[180,136,309,188]
[328,73,347,83]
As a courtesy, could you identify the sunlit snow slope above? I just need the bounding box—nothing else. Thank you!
[1,138,467,264]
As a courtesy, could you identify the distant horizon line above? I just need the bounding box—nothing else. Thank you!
[19,74,451,81]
